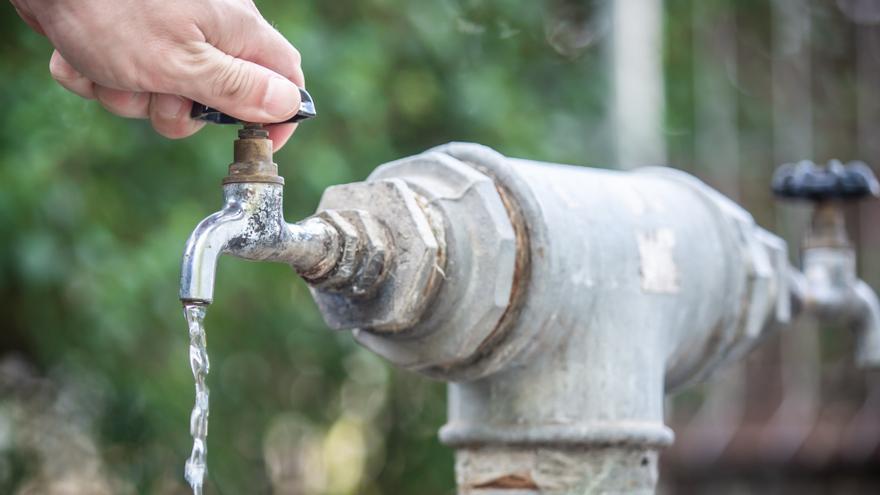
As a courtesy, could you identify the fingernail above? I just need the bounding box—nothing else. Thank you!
[50,54,77,80]
[157,95,185,119]
[263,77,300,119]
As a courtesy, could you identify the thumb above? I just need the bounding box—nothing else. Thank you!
[173,47,302,123]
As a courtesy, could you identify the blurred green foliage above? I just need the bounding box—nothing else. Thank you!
[0,1,610,493]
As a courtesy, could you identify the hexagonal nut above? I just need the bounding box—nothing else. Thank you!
[721,215,778,365]
[308,179,444,332]
[316,209,392,298]
[352,151,520,373]
[309,210,361,289]
[335,210,392,298]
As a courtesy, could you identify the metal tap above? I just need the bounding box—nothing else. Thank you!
[179,90,392,305]
[773,159,880,368]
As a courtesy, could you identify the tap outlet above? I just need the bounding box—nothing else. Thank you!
[179,123,391,305]
[773,159,880,369]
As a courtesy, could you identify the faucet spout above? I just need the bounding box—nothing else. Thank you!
[179,124,344,305]
[178,181,341,304]
[179,199,247,304]
[790,220,880,370]
[179,120,397,307]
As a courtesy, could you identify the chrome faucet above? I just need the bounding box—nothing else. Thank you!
[180,91,392,305]
[179,124,341,304]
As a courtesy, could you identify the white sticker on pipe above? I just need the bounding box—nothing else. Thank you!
[637,228,680,294]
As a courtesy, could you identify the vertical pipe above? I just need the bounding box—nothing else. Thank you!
[610,0,667,169]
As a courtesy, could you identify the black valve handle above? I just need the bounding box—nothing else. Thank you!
[772,159,879,202]
[190,86,317,124]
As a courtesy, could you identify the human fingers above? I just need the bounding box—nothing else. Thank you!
[266,123,297,151]
[165,46,302,124]
[93,85,150,119]
[48,50,95,99]
[148,94,206,139]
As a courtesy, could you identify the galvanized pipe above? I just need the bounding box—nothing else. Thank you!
[301,143,795,494]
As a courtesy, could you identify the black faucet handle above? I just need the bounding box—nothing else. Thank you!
[190,87,317,124]
[772,159,879,202]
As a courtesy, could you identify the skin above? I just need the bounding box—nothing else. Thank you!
[10,0,305,149]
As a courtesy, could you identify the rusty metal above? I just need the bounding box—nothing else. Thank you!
[222,124,284,185]
[456,447,658,494]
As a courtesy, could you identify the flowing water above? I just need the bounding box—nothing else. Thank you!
[184,304,210,495]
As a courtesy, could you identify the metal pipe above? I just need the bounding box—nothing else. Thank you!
[300,143,794,494]
[299,146,878,494]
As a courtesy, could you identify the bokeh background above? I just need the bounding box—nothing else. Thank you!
[1,0,879,493]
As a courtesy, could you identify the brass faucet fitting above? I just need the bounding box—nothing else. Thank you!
[223,124,284,185]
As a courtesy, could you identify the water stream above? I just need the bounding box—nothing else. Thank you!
[184,304,210,495]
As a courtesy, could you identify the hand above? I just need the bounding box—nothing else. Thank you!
[10,0,305,149]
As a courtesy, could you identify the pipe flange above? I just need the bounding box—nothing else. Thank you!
[352,151,520,374]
